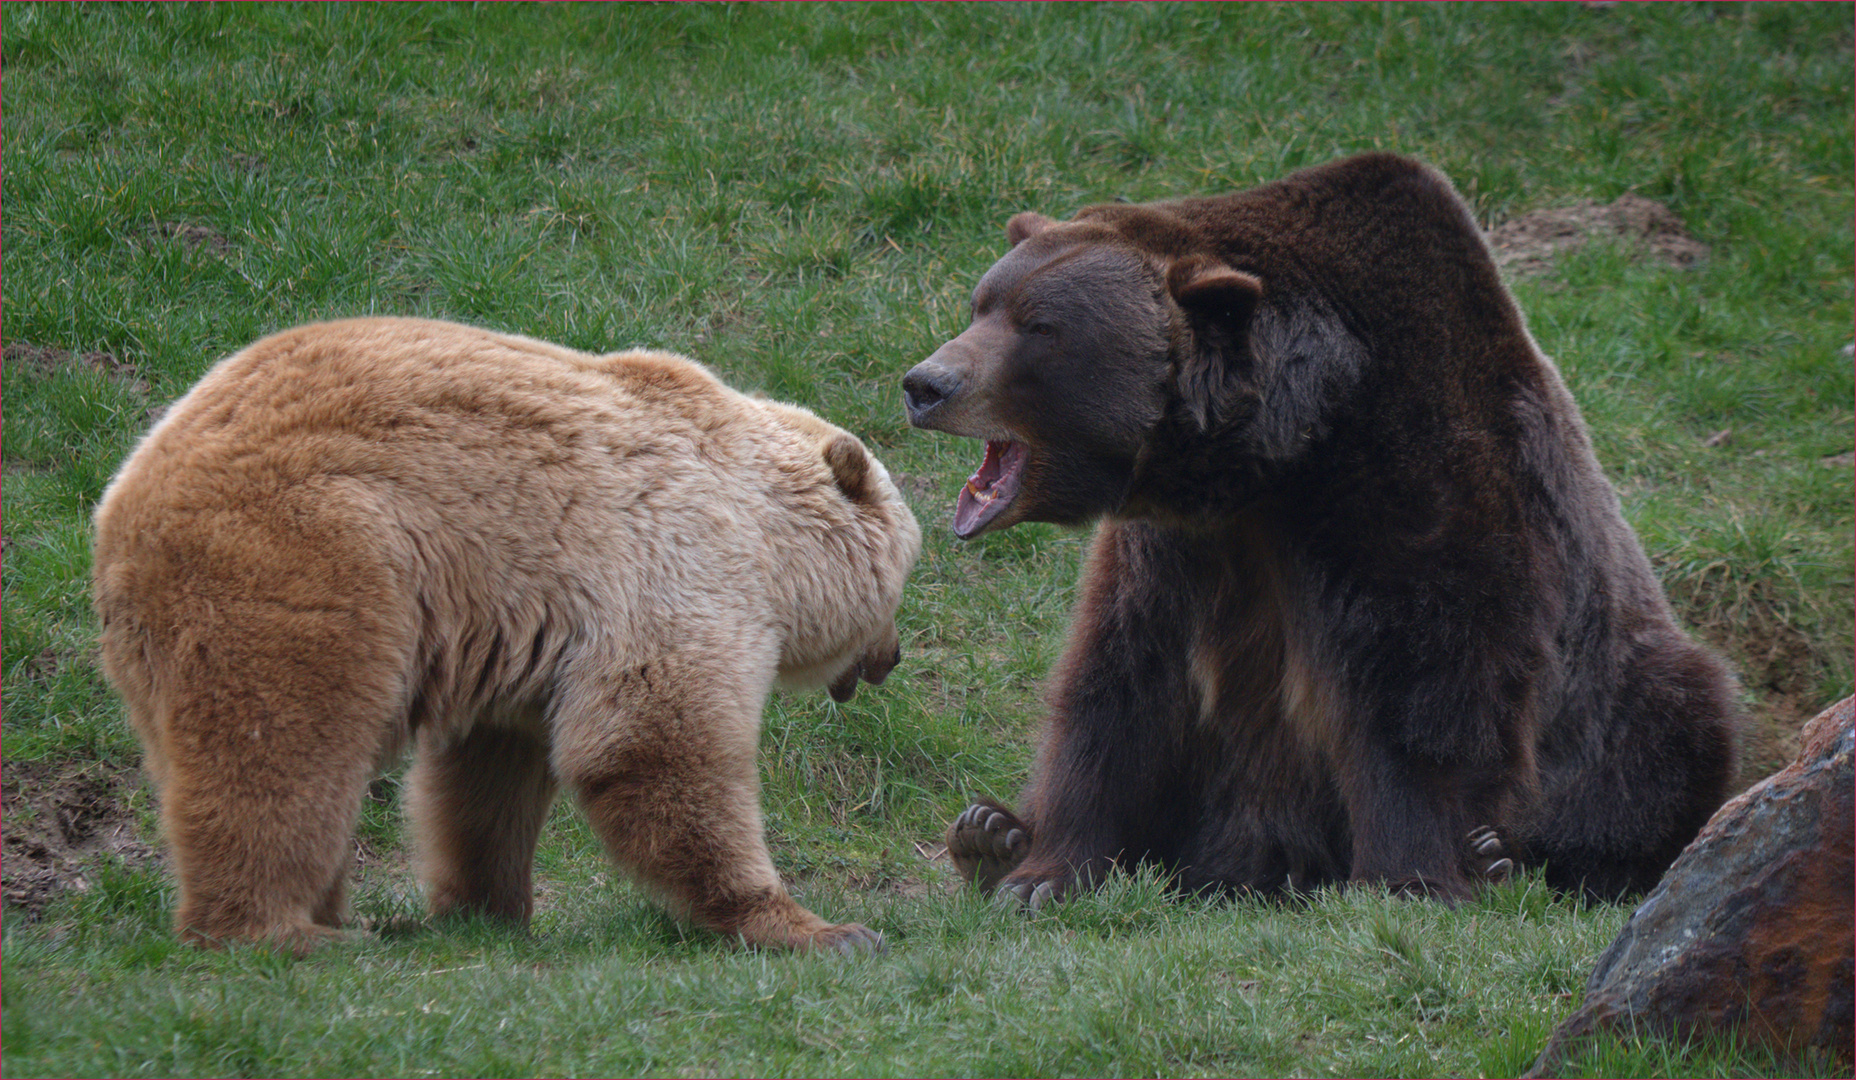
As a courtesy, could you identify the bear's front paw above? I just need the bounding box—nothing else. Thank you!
[807,921,886,955]
[946,800,1031,893]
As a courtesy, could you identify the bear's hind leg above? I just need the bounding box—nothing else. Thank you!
[1528,641,1739,898]
[311,868,350,929]
[1465,825,1515,884]
[160,699,380,956]
[407,720,558,925]
[149,603,407,955]
[553,653,881,954]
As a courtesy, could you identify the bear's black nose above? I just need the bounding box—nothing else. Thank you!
[902,365,956,425]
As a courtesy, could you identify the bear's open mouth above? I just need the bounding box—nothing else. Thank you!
[953,440,1028,538]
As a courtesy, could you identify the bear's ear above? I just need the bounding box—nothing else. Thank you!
[823,434,878,504]
[1167,259,1264,429]
[1006,212,1057,247]
[1168,259,1263,331]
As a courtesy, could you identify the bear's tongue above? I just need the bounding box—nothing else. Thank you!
[953,440,1028,539]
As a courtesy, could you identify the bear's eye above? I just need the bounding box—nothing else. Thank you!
[1026,322,1055,338]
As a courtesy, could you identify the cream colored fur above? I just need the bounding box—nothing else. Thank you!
[92,317,920,954]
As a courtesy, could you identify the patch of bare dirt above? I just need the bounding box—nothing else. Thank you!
[2,759,160,920]
[11,639,99,690]
[1734,638,1839,786]
[901,838,962,897]
[1486,194,1709,278]
[23,646,65,681]
[1667,571,1846,790]
[2,340,151,394]
[145,221,234,256]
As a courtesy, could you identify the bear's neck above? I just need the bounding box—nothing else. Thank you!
[1118,414,1283,527]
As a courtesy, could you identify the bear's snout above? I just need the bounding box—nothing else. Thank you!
[902,361,959,427]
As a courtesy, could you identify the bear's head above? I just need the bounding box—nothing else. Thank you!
[757,399,920,702]
[815,430,908,703]
[902,211,1266,538]
[825,615,902,704]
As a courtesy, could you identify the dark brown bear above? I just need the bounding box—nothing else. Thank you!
[903,153,1740,906]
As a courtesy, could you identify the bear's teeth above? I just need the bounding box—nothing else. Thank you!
[966,439,1011,494]
[954,440,1026,538]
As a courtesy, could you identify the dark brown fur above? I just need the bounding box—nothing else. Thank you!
[906,154,1740,904]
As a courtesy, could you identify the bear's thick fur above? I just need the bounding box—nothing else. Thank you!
[94,317,920,954]
[904,153,1740,905]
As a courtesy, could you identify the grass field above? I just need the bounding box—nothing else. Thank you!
[2,3,1851,1076]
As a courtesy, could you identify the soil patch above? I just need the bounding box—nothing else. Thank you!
[829,840,962,900]
[1720,636,1838,790]
[3,341,150,394]
[2,758,160,920]
[1664,564,1847,790]
[1487,194,1709,277]
[145,220,234,256]
[1,757,423,924]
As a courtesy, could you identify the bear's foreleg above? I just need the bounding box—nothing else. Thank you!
[552,653,883,953]
[408,719,559,925]
[1323,605,1538,900]
[984,522,1204,908]
[1520,633,1739,899]
[945,799,1032,894]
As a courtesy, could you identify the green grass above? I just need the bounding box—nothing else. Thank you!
[3,867,1836,1078]
[2,2,1850,1076]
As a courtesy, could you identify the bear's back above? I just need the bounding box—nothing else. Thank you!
[107,318,743,502]
[92,319,812,645]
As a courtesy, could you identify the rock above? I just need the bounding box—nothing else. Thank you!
[1528,697,1854,1074]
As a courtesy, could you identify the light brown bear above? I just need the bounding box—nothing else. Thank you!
[93,317,921,955]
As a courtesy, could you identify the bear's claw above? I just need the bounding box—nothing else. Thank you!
[991,877,1060,912]
[946,800,1032,893]
[810,922,886,955]
[1466,826,1515,883]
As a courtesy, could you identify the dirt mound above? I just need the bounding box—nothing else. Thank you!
[1487,194,1709,277]
[2,759,159,919]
